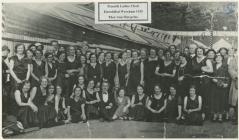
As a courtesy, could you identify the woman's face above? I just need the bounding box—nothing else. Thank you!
[59,53,66,62]
[228,48,234,56]
[90,54,97,63]
[174,52,180,59]
[37,45,43,51]
[158,49,164,57]
[140,50,147,59]
[165,52,171,59]
[196,48,204,57]
[80,56,86,64]
[137,86,144,95]
[88,80,94,89]
[189,88,196,96]
[78,76,84,85]
[86,52,91,59]
[149,49,156,58]
[48,85,55,94]
[169,87,176,96]
[118,89,125,97]
[76,49,81,56]
[220,49,227,56]
[184,48,189,54]
[207,51,215,59]
[16,45,25,54]
[170,46,176,53]
[47,54,53,62]
[113,53,119,61]
[26,50,33,59]
[30,46,37,52]
[59,46,65,52]
[35,50,42,59]
[74,88,81,97]
[56,86,62,95]
[122,52,127,60]
[22,83,31,93]
[41,78,48,88]
[68,47,75,56]
[2,50,9,57]
[132,52,138,60]
[180,56,186,64]
[102,83,109,91]
[105,53,111,62]
[215,55,223,63]
[154,86,161,94]
[99,53,105,61]
[126,50,132,58]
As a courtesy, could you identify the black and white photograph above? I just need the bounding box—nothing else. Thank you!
[1,1,238,138]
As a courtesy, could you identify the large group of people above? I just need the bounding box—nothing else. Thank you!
[2,40,238,133]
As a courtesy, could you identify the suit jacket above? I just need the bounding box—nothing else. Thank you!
[98,91,115,108]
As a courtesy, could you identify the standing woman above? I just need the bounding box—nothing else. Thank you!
[127,51,144,97]
[85,79,100,119]
[65,46,81,98]
[211,54,230,122]
[147,84,167,122]
[87,53,102,85]
[183,85,203,125]
[13,81,39,128]
[45,53,58,86]
[206,49,216,65]
[218,48,228,65]
[26,49,34,64]
[118,52,128,88]
[55,86,68,122]
[129,85,149,121]
[9,44,31,88]
[102,52,116,89]
[155,50,176,94]
[79,55,88,79]
[157,48,165,60]
[56,52,67,92]
[31,49,46,87]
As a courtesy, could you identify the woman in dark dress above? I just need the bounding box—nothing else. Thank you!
[55,86,67,122]
[26,49,34,64]
[190,47,213,120]
[102,52,116,89]
[183,85,203,125]
[118,52,128,88]
[31,49,46,87]
[79,55,88,79]
[165,85,182,123]
[9,44,31,89]
[14,81,39,128]
[65,46,81,98]
[127,51,144,97]
[176,54,191,98]
[211,54,230,122]
[66,86,87,123]
[85,79,100,119]
[56,52,67,96]
[129,85,149,121]
[147,84,167,122]
[45,53,58,86]
[155,50,176,94]
[87,53,102,85]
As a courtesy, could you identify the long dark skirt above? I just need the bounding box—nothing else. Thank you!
[146,110,165,122]
[129,105,147,121]
[99,106,116,121]
[17,106,39,128]
[211,85,227,114]
[86,104,99,119]
[200,77,213,115]
[38,105,57,127]
[71,112,85,123]
[65,76,77,97]
[185,111,203,125]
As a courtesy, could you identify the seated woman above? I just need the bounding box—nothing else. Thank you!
[14,81,39,128]
[66,86,87,123]
[129,85,149,121]
[147,84,167,122]
[165,85,182,123]
[112,88,131,120]
[30,76,57,128]
[183,85,203,125]
[55,86,68,122]
[85,79,100,119]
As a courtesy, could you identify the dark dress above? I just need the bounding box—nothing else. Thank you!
[102,61,116,88]
[47,62,57,85]
[99,91,116,121]
[69,98,86,123]
[87,63,102,84]
[127,60,141,96]
[85,90,99,119]
[14,90,39,128]
[165,95,182,122]
[176,63,191,98]
[31,60,46,86]
[144,57,162,95]
[129,94,148,121]
[2,57,11,114]
[56,96,67,121]
[65,57,81,97]
[211,63,230,113]
[147,94,166,122]
[185,95,203,125]
[118,61,128,88]
[161,61,176,93]
[56,62,67,92]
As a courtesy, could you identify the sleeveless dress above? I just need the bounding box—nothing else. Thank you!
[127,60,141,96]
[161,61,176,94]
[14,90,39,128]
[165,95,182,122]
[147,94,165,122]
[129,94,148,121]
[10,55,29,81]
[31,60,46,86]
[69,98,86,123]
[114,96,130,117]
[47,62,57,85]
[118,62,127,88]
[56,61,66,89]
[85,90,99,119]
[185,95,203,125]
[176,63,191,98]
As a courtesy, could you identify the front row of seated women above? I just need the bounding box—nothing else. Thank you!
[14,76,203,129]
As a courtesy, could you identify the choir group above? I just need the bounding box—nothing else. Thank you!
[2,41,238,132]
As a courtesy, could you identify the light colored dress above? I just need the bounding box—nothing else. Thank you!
[228,56,238,106]
[114,96,130,117]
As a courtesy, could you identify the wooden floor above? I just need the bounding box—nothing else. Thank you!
[10,120,238,138]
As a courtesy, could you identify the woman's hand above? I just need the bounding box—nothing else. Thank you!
[212,79,218,83]
[16,79,22,84]
[176,116,181,120]
[178,76,184,81]
[140,80,144,86]
[123,107,127,113]
[105,106,112,109]
[81,113,86,120]
[30,104,38,112]
[64,108,68,114]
